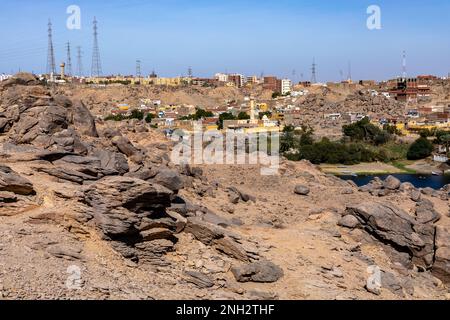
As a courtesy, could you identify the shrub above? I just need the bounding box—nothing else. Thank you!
[407,137,433,160]
[343,117,392,145]
[145,113,156,123]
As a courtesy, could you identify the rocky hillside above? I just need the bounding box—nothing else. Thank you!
[0,74,449,300]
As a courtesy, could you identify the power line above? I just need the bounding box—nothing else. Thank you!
[311,58,317,83]
[66,42,72,76]
[46,19,56,75]
[91,17,102,77]
[77,46,83,77]
[136,59,141,78]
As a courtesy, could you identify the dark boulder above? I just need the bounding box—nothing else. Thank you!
[91,149,129,175]
[414,199,441,224]
[383,176,401,190]
[231,261,284,283]
[294,185,310,196]
[67,99,98,137]
[152,169,184,192]
[346,202,435,269]
[433,226,450,284]
[0,165,35,195]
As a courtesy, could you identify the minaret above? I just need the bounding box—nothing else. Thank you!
[250,98,257,121]
[60,62,66,79]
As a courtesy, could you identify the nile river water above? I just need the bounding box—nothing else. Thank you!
[341,174,450,190]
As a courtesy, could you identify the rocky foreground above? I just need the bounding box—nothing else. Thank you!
[0,74,449,300]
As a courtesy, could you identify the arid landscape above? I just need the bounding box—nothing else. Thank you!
[0,74,449,300]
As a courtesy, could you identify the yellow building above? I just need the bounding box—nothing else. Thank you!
[118,104,130,111]
[152,77,192,86]
[257,103,269,112]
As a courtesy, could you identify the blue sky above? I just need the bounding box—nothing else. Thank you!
[0,0,449,81]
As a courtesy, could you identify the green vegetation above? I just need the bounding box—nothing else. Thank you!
[179,108,214,121]
[391,161,417,174]
[285,138,381,165]
[272,92,281,99]
[217,112,236,130]
[407,137,434,160]
[283,118,409,165]
[342,117,392,145]
[237,111,250,120]
[145,113,156,123]
[216,111,250,130]
[435,131,450,156]
[105,110,156,123]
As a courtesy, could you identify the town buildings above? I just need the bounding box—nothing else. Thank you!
[389,77,431,103]
[281,79,292,95]
[0,74,12,82]
[228,74,245,88]
[263,76,280,92]
[214,73,228,83]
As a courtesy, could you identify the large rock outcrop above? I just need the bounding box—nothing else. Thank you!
[81,176,177,264]
[0,165,35,195]
[67,99,98,137]
[434,226,450,283]
[345,202,435,269]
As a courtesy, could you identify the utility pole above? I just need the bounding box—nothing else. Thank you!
[46,19,56,75]
[187,66,193,78]
[66,42,73,76]
[136,59,141,79]
[311,58,317,83]
[91,17,102,77]
[76,46,83,77]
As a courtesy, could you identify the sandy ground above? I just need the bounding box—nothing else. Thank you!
[320,162,405,175]
[406,159,447,174]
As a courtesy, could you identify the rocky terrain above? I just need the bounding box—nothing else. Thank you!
[0,73,449,300]
[63,83,268,117]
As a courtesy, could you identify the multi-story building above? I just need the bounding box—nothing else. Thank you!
[246,76,259,84]
[228,74,245,88]
[389,78,431,103]
[281,79,292,95]
[263,76,292,94]
[214,73,229,83]
[152,77,192,86]
[263,76,280,92]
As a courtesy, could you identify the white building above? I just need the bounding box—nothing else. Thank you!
[230,73,246,87]
[281,79,292,95]
[214,73,229,82]
[246,75,259,84]
[0,74,12,82]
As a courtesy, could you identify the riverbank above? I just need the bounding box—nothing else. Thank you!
[320,162,407,175]
[320,160,448,176]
